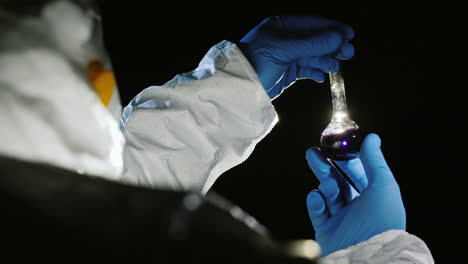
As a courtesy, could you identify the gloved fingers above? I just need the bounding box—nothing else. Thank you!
[306,190,329,229]
[334,42,355,60]
[273,16,355,40]
[306,147,357,203]
[281,31,344,60]
[318,178,344,216]
[297,56,340,73]
[360,133,396,188]
[296,67,327,83]
[306,148,342,183]
[266,83,284,100]
[261,65,290,98]
[282,62,298,87]
[336,158,368,192]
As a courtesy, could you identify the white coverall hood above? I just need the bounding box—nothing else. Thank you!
[0,0,125,180]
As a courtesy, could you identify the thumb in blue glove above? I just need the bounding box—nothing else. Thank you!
[239,16,355,99]
[305,133,406,256]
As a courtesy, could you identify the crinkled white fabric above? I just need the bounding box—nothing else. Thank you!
[0,1,276,194]
[120,40,277,194]
[319,230,434,264]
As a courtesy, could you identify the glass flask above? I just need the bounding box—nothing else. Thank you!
[320,71,362,161]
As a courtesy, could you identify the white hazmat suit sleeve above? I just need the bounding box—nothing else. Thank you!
[119,40,277,194]
[319,230,434,264]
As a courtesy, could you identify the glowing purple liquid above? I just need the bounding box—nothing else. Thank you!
[320,128,362,160]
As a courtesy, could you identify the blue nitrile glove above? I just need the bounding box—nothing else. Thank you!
[305,133,406,256]
[239,16,355,99]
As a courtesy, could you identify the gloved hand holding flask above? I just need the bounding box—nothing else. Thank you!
[305,133,406,256]
[239,16,355,99]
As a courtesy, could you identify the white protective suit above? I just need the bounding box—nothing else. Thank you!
[0,1,434,263]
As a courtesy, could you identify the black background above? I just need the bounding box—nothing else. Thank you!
[97,2,463,262]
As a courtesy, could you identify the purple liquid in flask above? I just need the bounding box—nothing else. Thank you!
[320,71,363,161]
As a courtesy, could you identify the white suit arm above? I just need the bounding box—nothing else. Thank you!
[319,230,434,264]
[119,41,277,194]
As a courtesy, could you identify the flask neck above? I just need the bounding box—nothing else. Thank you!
[329,71,349,121]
